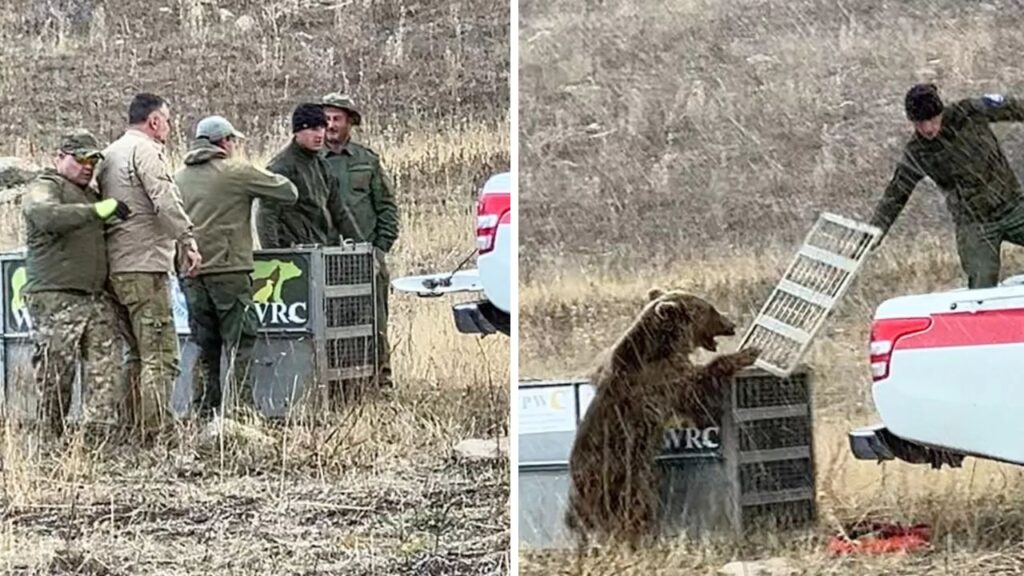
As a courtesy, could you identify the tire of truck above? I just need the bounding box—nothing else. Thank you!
[479,300,510,336]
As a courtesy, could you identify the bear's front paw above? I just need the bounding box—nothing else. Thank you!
[733,347,761,367]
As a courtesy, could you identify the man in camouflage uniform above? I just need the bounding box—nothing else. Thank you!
[177,115,298,419]
[257,103,343,248]
[870,83,1024,289]
[321,93,400,388]
[21,130,132,437]
[95,93,202,438]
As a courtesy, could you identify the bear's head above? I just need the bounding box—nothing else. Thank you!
[646,288,737,353]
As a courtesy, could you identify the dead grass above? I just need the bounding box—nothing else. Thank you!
[519,0,1024,273]
[2,386,509,574]
[520,0,1024,573]
[0,0,510,574]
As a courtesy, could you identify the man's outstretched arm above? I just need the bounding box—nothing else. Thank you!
[869,151,926,240]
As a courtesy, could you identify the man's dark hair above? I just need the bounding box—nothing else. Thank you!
[905,83,944,122]
[128,93,167,125]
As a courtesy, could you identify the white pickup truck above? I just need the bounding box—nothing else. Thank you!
[391,171,511,336]
[849,275,1024,468]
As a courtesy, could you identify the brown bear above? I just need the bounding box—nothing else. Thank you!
[564,288,760,552]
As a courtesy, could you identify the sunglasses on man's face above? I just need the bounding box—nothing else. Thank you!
[73,153,100,167]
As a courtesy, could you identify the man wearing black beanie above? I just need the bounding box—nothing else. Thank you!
[257,102,343,249]
[869,83,1024,288]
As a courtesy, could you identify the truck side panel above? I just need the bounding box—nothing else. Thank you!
[875,307,1024,465]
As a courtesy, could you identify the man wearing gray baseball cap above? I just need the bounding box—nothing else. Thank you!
[175,115,298,421]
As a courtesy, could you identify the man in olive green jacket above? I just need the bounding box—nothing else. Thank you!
[321,93,400,388]
[22,129,131,437]
[177,115,298,419]
[870,83,1024,288]
[256,103,342,249]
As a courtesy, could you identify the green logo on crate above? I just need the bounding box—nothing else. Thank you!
[250,255,310,328]
[6,264,30,332]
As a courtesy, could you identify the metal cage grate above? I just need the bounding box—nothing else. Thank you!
[741,499,816,531]
[739,458,814,493]
[325,294,374,328]
[324,250,374,287]
[735,371,811,409]
[319,244,378,384]
[739,213,880,377]
[738,416,812,452]
[325,336,375,370]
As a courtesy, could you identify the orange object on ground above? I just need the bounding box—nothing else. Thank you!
[827,522,931,555]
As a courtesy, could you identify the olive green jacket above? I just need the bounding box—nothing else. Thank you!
[177,140,298,274]
[871,95,1024,236]
[322,139,399,252]
[256,139,342,248]
[21,170,108,294]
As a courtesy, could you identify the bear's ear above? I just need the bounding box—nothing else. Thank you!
[647,288,664,301]
[654,299,689,322]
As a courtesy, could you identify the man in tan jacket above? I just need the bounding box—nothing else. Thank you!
[95,92,202,439]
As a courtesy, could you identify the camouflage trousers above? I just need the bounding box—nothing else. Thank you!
[956,202,1024,288]
[182,272,259,418]
[374,247,392,386]
[109,272,180,435]
[24,290,123,435]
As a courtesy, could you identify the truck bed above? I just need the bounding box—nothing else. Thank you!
[854,277,1024,467]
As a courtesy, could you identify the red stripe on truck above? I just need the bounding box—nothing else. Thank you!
[896,309,1024,349]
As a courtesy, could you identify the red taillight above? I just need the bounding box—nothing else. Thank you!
[476,191,509,255]
[869,317,932,381]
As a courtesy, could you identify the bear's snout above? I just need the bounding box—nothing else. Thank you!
[718,318,736,336]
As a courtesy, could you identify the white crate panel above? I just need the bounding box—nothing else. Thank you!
[740,212,880,377]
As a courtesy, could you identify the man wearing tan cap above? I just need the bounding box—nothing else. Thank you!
[21,129,131,438]
[321,93,399,390]
[177,115,297,420]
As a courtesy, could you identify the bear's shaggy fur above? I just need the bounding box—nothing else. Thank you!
[564,288,760,551]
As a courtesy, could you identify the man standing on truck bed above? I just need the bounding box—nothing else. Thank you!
[96,92,202,440]
[320,92,400,389]
[870,83,1024,289]
[257,103,342,249]
[21,130,131,438]
[177,115,298,420]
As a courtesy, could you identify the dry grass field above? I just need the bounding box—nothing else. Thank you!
[520,0,1024,574]
[0,1,510,574]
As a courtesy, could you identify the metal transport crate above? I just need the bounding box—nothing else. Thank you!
[518,366,816,549]
[0,243,379,421]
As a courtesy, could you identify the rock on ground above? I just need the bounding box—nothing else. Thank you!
[199,415,275,450]
[235,15,256,32]
[454,437,508,461]
[0,157,41,206]
[0,157,40,190]
[719,557,798,576]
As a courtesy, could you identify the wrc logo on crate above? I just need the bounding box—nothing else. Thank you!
[4,252,314,334]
